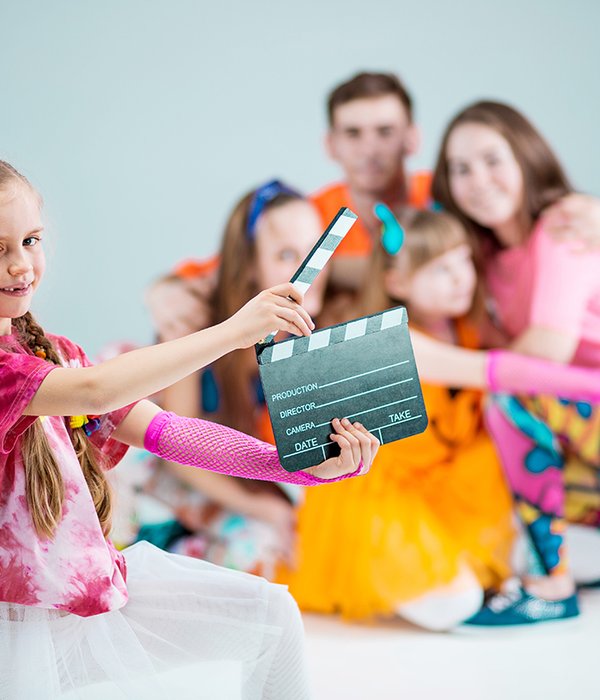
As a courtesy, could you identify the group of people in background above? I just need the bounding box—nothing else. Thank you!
[129,71,600,630]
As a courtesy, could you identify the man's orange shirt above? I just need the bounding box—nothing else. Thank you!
[310,171,432,257]
[174,172,431,277]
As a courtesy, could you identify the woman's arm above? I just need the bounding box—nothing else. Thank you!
[411,328,600,403]
[410,329,488,387]
[509,326,578,364]
[24,284,314,418]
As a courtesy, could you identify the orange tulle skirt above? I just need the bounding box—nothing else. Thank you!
[281,386,515,621]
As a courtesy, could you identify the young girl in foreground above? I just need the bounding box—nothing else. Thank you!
[286,208,516,630]
[0,161,379,699]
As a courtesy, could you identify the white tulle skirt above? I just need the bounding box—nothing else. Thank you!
[0,542,310,700]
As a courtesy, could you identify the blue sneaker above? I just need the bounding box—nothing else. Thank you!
[464,581,580,626]
[577,579,600,591]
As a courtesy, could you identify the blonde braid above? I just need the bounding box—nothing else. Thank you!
[14,313,113,538]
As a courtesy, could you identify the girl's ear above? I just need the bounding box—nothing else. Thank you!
[403,123,421,158]
[384,266,411,302]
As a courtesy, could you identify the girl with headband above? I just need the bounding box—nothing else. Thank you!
[140,181,331,578]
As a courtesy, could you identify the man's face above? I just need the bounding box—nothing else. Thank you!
[327,95,416,195]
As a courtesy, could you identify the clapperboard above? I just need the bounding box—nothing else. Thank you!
[256,207,428,472]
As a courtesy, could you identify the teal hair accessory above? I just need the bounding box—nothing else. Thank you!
[374,203,405,255]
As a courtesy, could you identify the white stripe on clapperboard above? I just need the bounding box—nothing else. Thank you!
[291,211,356,294]
[270,306,406,363]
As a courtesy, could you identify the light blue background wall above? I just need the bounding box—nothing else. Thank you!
[2,0,599,355]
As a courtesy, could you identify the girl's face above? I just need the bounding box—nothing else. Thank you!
[0,185,45,335]
[254,200,327,317]
[387,243,477,322]
[446,123,524,240]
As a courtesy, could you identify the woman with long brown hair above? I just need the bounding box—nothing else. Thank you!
[431,100,600,625]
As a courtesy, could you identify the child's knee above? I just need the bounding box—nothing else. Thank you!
[398,585,483,631]
[396,568,483,631]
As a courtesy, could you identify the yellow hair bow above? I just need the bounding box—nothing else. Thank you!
[69,415,89,430]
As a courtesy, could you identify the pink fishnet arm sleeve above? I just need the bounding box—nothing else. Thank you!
[486,350,600,402]
[144,412,362,485]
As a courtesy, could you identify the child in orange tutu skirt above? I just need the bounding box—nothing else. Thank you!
[283,208,516,630]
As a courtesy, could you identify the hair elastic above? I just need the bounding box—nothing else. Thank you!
[374,203,405,255]
[69,415,102,436]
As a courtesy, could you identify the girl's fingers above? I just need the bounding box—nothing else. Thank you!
[272,294,315,330]
[354,422,380,468]
[275,307,313,337]
[268,282,304,306]
[349,421,373,468]
[342,419,372,467]
[331,418,362,467]
[328,431,354,474]
[330,419,380,474]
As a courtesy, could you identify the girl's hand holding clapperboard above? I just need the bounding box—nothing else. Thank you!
[224,281,315,349]
[222,283,380,479]
[303,417,379,479]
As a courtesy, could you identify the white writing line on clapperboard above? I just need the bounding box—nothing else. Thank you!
[278,378,413,418]
[315,378,413,410]
[281,412,424,459]
[270,361,409,402]
[313,395,417,428]
[317,360,409,389]
[284,395,418,435]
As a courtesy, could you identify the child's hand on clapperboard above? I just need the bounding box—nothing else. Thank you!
[303,418,380,480]
[223,283,315,349]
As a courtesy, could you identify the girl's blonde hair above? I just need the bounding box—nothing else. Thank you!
[0,161,112,539]
[360,207,475,316]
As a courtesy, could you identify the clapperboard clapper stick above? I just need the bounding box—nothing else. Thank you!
[256,207,428,472]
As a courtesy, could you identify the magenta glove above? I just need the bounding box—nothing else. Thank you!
[144,411,362,486]
[486,350,600,403]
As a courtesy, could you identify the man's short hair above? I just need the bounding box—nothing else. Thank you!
[327,72,413,126]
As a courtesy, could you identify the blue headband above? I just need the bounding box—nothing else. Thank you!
[374,203,405,255]
[246,179,302,238]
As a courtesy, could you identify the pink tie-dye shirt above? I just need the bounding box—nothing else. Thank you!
[0,330,135,617]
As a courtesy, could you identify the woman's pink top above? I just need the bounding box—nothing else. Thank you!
[485,222,600,367]
[0,331,134,617]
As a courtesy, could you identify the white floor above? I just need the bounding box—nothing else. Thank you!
[304,589,600,700]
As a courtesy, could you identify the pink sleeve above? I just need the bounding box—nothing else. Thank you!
[486,349,600,403]
[530,224,600,336]
[51,335,137,469]
[0,349,58,454]
[144,412,364,486]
